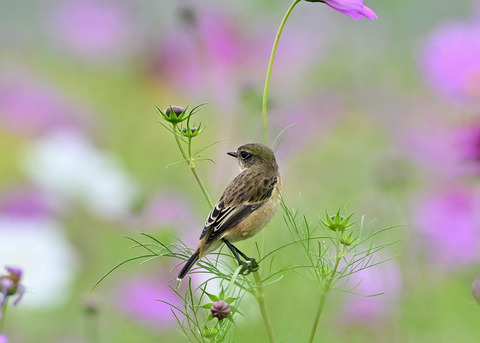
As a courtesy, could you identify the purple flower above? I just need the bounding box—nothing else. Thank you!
[150,8,268,104]
[0,74,89,136]
[115,277,182,328]
[455,123,480,174]
[421,20,480,108]
[339,260,401,326]
[415,188,479,268]
[50,0,136,62]
[0,187,55,220]
[306,0,377,20]
[403,118,480,178]
[0,334,8,343]
[0,265,25,309]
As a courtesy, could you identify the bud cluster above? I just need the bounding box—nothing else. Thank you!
[321,211,357,246]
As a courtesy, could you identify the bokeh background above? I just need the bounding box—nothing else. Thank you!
[1,0,480,342]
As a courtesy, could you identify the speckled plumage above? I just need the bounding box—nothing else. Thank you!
[177,143,281,280]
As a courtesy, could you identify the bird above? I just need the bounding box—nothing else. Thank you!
[177,143,281,280]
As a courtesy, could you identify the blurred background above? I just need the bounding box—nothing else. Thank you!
[1,0,479,342]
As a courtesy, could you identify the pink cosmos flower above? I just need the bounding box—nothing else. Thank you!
[0,187,56,220]
[0,74,89,136]
[115,277,182,328]
[339,259,401,326]
[307,0,377,20]
[421,19,480,108]
[415,188,480,268]
[50,0,137,62]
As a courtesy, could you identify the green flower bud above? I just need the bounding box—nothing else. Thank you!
[157,105,188,124]
[321,211,355,232]
[339,232,357,246]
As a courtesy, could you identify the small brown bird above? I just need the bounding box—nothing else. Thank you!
[177,143,281,280]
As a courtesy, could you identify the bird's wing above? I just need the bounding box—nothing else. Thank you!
[199,170,278,242]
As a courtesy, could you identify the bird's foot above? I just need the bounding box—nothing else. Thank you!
[239,258,259,275]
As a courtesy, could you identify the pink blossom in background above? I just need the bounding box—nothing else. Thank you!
[421,20,480,108]
[415,188,480,268]
[151,8,268,103]
[454,123,480,174]
[340,259,401,326]
[0,187,57,220]
[50,0,136,62]
[403,118,480,178]
[0,75,89,136]
[116,277,182,328]
[273,95,344,158]
[0,334,7,343]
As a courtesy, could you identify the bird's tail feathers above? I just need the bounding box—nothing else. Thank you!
[177,250,200,281]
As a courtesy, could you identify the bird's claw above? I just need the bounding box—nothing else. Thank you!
[239,259,259,275]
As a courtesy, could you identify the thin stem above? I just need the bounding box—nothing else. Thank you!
[172,124,214,208]
[261,0,301,146]
[308,241,344,343]
[0,303,7,332]
[253,271,275,343]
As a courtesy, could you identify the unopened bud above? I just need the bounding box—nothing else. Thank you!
[210,300,231,320]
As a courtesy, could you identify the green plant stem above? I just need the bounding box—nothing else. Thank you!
[0,303,7,332]
[172,124,214,208]
[252,271,275,343]
[308,242,344,343]
[261,0,301,146]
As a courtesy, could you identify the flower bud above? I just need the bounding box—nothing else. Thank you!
[322,211,354,232]
[340,232,357,246]
[165,106,185,118]
[0,265,25,307]
[472,278,480,304]
[157,105,188,124]
[210,300,231,320]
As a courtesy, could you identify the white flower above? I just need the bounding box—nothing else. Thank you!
[21,130,138,220]
[0,216,79,308]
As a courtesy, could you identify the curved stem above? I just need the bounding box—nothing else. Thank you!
[253,271,276,343]
[262,0,302,146]
[308,242,344,343]
[172,124,214,208]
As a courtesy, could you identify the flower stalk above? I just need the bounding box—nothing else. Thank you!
[252,271,275,343]
[262,0,302,145]
[308,237,345,343]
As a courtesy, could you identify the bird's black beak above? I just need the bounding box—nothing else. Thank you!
[227,151,237,158]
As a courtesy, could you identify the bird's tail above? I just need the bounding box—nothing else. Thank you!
[177,250,200,281]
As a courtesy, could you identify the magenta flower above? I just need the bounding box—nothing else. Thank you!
[421,20,480,108]
[339,259,401,326]
[455,123,480,174]
[415,188,480,268]
[50,0,137,62]
[0,75,88,136]
[0,187,55,220]
[150,8,268,104]
[306,0,377,20]
[115,277,182,328]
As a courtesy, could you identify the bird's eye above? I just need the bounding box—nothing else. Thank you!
[240,151,251,160]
